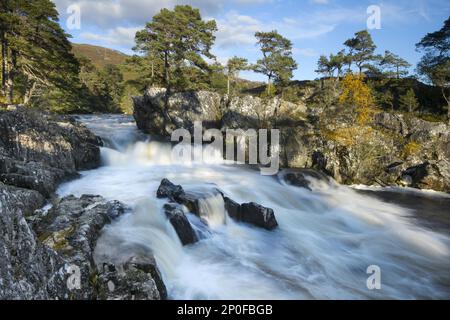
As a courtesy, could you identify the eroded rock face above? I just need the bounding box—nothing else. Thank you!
[0,108,102,197]
[133,87,307,135]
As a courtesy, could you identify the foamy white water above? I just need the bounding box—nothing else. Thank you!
[57,115,450,300]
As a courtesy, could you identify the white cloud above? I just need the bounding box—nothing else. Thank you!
[294,48,319,57]
[81,27,141,47]
[310,0,329,4]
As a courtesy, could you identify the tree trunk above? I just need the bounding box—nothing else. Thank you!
[227,74,230,96]
[164,51,170,90]
[267,76,272,96]
[24,81,37,105]
[6,49,16,104]
[1,32,8,97]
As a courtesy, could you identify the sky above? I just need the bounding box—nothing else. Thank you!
[52,0,450,81]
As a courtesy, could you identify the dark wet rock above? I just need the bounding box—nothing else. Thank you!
[224,198,278,230]
[223,197,241,220]
[163,203,198,246]
[0,108,102,197]
[240,203,278,230]
[156,178,184,200]
[158,179,278,231]
[97,255,167,300]
[156,178,220,218]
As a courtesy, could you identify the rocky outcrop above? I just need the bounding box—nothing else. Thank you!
[0,192,167,300]
[157,179,278,234]
[134,88,450,193]
[0,182,62,299]
[0,108,102,197]
[133,87,306,136]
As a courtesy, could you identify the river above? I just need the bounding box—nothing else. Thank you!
[56,114,450,299]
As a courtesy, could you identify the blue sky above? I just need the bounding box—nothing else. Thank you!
[52,0,450,81]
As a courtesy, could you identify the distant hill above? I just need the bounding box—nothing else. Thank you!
[71,43,129,69]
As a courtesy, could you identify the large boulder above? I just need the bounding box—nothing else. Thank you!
[0,108,102,197]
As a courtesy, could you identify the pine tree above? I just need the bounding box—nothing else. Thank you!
[344,30,377,75]
[399,88,420,113]
[253,30,297,95]
[416,16,450,121]
[226,57,248,95]
[0,0,79,105]
[134,5,217,93]
[380,50,411,79]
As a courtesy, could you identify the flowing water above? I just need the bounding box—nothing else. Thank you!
[57,114,450,300]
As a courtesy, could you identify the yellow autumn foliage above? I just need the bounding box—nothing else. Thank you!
[339,73,377,125]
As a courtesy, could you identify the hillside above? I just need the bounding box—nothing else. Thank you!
[71,43,129,69]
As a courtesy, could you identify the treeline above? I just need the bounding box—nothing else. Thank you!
[0,2,448,120]
[0,0,126,113]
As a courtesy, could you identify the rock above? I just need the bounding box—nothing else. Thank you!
[156,178,220,218]
[133,87,222,136]
[223,197,278,230]
[156,178,184,200]
[0,108,102,197]
[240,203,278,231]
[400,161,450,191]
[33,195,128,299]
[223,197,241,220]
[97,255,167,300]
[374,112,408,135]
[163,203,198,246]
[0,182,63,299]
[158,179,278,231]
[133,87,307,134]
[280,169,330,190]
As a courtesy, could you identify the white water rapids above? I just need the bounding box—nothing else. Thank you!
[57,115,450,299]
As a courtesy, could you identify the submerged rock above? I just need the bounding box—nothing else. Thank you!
[280,169,330,191]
